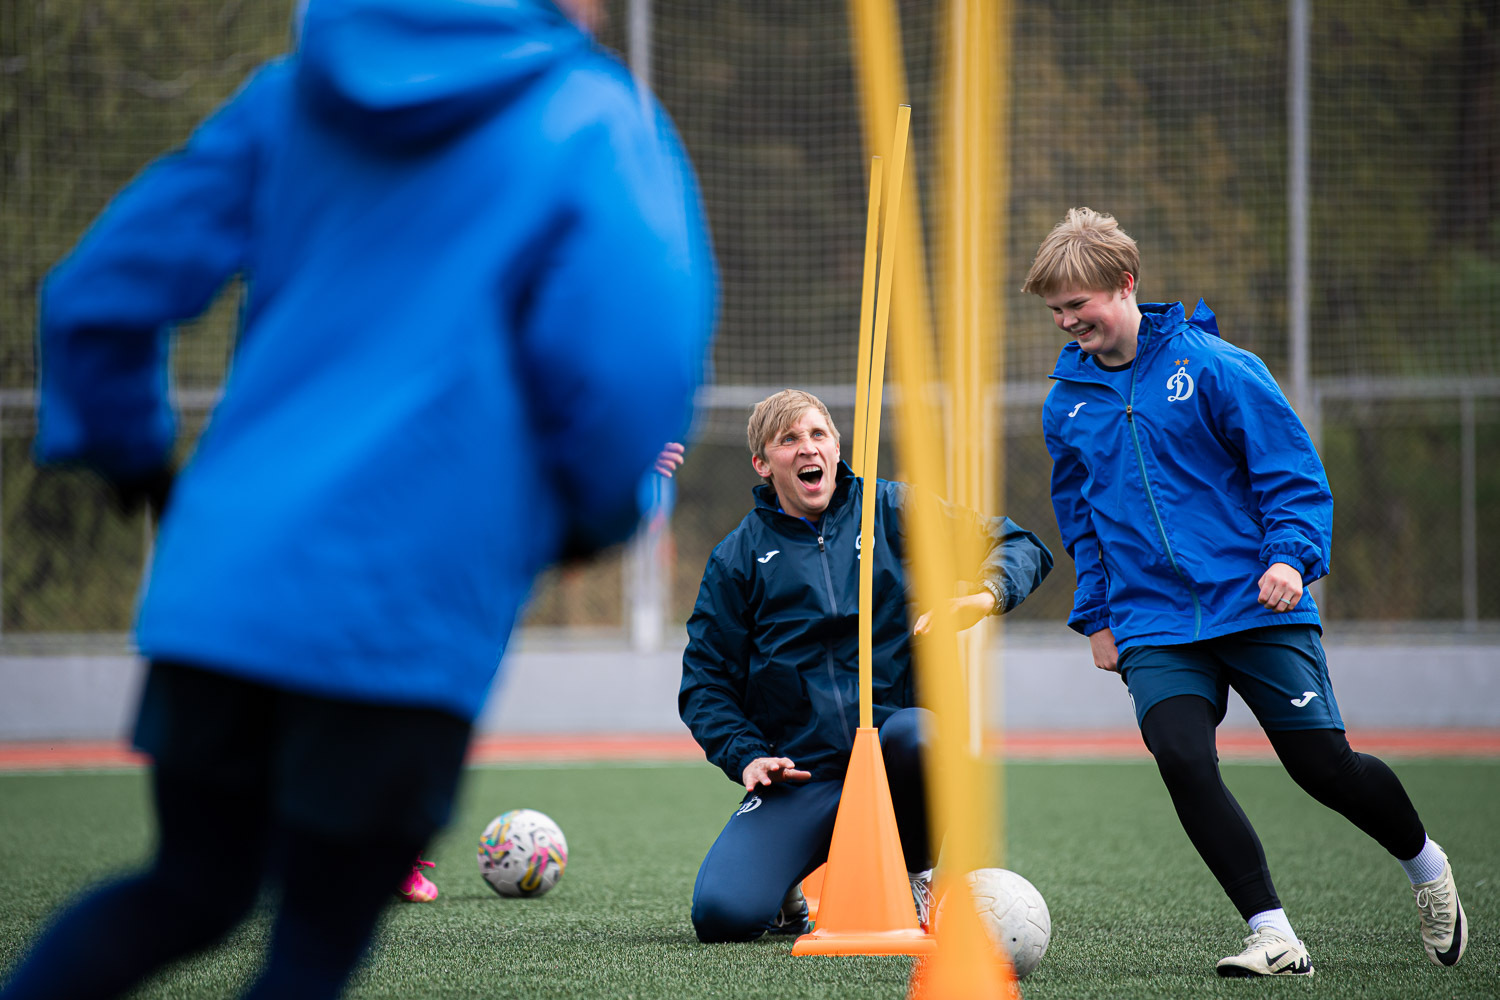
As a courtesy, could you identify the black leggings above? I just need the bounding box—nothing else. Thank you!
[1140,694,1427,920]
[0,767,426,1000]
[1,663,471,1000]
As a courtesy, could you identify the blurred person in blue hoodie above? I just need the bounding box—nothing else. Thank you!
[1,0,714,997]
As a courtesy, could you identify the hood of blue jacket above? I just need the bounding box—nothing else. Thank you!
[295,0,588,145]
[1051,299,1220,378]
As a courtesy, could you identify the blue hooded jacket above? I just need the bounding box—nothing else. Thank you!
[1042,301,1331,650]
[34,0,716,720]
[679,463,1053,784]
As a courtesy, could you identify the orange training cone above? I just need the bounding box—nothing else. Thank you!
[791,728,936,955]
[800,863,827,922]
[906,878,1019,1000]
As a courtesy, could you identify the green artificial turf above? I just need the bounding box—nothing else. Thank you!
[1,759,1496,998]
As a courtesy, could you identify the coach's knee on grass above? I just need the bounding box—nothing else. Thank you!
[691,888,773,943]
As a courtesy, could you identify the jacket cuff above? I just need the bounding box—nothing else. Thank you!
[729,748,770,784]
[1068,612,1110,637]
[1263,553,1308,576]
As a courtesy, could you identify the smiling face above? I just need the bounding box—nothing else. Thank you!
[751,406,841,521]
[1043,274,1142,367]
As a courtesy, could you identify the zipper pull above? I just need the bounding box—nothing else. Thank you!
[1126,404,1134,420]
[818,535,825,552]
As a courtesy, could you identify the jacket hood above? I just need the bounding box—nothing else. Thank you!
[1051,299,1219,377]
[295,0,589,145]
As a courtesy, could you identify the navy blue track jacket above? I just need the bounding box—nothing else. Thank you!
[679,462,1053,784]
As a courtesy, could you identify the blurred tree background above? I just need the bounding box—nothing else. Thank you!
[1,0,1495,639]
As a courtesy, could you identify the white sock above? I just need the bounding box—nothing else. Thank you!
[1248,908,1297,941]
[1399,836,1448,885]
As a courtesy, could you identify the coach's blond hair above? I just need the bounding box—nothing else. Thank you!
[1021,207,1140,297]
[747,389,839,476]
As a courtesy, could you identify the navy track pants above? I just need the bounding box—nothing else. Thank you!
[690,707,933,943]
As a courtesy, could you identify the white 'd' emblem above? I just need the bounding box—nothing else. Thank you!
[1166,366,1195,402]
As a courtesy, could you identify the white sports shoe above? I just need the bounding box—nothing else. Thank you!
[908,869,934,930]
[1413,858,1467,967]
[1215,928,1314,978]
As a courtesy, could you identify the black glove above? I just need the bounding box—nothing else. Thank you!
[107,465,176,519]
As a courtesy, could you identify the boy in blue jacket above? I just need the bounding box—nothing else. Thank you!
[2,1,714,998]
[679,389,1053,942]
[1028,208,1466,977]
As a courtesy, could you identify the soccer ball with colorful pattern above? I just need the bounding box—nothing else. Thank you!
[937,868,1051,979]
[477,809,569,898]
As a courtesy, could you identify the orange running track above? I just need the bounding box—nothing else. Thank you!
[2,729,1499,772]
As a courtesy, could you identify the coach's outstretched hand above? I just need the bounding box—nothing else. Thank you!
[742,756,811,793]
[911,591,995,637]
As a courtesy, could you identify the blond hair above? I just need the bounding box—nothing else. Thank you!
[1021,207,1140,297]
[746,389,839,472]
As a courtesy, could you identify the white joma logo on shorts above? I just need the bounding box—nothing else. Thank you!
[734,796,763,816]
[1290,691,1318,708]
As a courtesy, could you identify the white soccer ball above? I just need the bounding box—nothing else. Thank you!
[941,868,1052,979]
[477,808,569,898]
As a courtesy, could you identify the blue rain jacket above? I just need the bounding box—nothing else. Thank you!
[35,0,716,720]
[680,463,1053,784]
[1042,301,1331,650]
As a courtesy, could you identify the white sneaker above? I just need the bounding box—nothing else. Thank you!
[1215,928,1314,977]
[1413,858,1467,966]
[908,869,934,930]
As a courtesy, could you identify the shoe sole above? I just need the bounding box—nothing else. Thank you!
[1216,964,1314,978]
[1216,953,1315,978]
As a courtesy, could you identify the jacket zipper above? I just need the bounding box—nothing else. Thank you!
[814,531,853,749]
[1124,346,1202,638]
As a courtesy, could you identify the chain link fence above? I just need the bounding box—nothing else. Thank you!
[1,0,1495,648]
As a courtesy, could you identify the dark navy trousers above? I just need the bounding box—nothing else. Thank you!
[690,707,933,943]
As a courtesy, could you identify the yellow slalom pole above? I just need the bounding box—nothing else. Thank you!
[854,155,885,725]
[940,0,987,762]
[852,156,885,482]
[858,110,908,730]
[847,0,937,448]
[893,95,1017,1000]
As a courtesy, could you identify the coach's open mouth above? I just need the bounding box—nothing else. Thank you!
[797,465,824,487]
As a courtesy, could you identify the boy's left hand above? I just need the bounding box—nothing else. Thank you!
[1258,562,1304,612]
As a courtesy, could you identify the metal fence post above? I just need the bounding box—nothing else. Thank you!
[624,0,667,652]
[1461,392,1478,630]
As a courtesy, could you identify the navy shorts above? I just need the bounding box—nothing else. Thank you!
[1117,624,1344,732]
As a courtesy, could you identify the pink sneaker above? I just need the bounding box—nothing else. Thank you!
[397,857,438,902]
